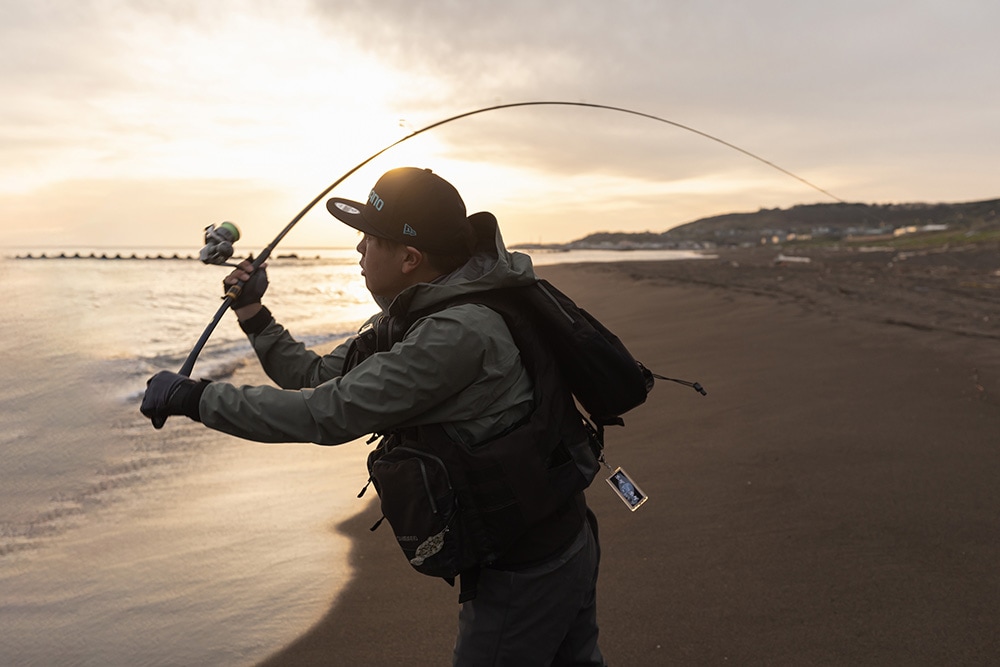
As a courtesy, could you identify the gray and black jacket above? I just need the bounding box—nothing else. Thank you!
[199,218,537,447]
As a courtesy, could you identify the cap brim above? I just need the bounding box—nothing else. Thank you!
[326,197,382,237]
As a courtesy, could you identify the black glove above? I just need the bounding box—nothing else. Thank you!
[140,371,209,424]
[229,262,268,309]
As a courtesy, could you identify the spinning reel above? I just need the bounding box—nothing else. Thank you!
[199,222,241,266]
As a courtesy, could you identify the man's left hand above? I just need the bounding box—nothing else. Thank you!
[141,371,208,424]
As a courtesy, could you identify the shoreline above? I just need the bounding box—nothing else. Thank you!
[258,249,1000,665]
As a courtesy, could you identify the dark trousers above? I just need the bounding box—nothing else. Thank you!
[453,516,606,666]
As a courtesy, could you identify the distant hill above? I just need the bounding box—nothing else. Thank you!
[530,198,1000,249]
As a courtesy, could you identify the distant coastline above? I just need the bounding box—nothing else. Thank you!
[9,251,315,261]
[513,197,1000,252]
[9,197,998,260]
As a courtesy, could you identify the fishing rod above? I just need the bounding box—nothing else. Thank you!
[152,100,842,428]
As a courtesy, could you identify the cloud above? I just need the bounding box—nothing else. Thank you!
[309,0,1000,204]
[1,0,996,247]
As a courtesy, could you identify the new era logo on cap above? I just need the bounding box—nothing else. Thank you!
[403,224,417,237]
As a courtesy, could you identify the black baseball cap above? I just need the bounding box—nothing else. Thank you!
[326,167,475,255]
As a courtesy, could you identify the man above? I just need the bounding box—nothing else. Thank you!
[141,167,606,666]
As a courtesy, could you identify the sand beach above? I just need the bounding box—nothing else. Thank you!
[259,244,1000,665]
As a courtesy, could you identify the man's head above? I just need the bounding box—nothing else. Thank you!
[326,167,476,298]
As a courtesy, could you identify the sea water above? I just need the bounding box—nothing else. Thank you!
[0,248,384,666]
[0,246,700,666]
[0,249,373,525]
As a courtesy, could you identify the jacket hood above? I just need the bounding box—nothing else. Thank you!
[384,212,538,316]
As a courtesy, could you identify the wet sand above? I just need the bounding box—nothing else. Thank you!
[260,245,1000,665]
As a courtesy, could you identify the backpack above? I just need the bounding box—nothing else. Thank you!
[486,279,706,428]
[346,278,705,437]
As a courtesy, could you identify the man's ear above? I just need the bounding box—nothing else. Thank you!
[400,245,426,275]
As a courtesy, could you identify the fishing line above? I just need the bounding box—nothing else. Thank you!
[153,100,840,427]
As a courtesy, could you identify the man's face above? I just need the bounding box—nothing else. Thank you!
[356,234,411,300]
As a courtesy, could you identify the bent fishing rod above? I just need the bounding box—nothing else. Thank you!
[152,100,843,428]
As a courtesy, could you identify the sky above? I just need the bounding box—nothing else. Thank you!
[1,0,997,249]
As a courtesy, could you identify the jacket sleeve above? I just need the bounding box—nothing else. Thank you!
[244,312,358,389]
[199,305,526,445]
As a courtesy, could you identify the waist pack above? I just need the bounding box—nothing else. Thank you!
[366,440,470,577]
[365,417,596,585]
